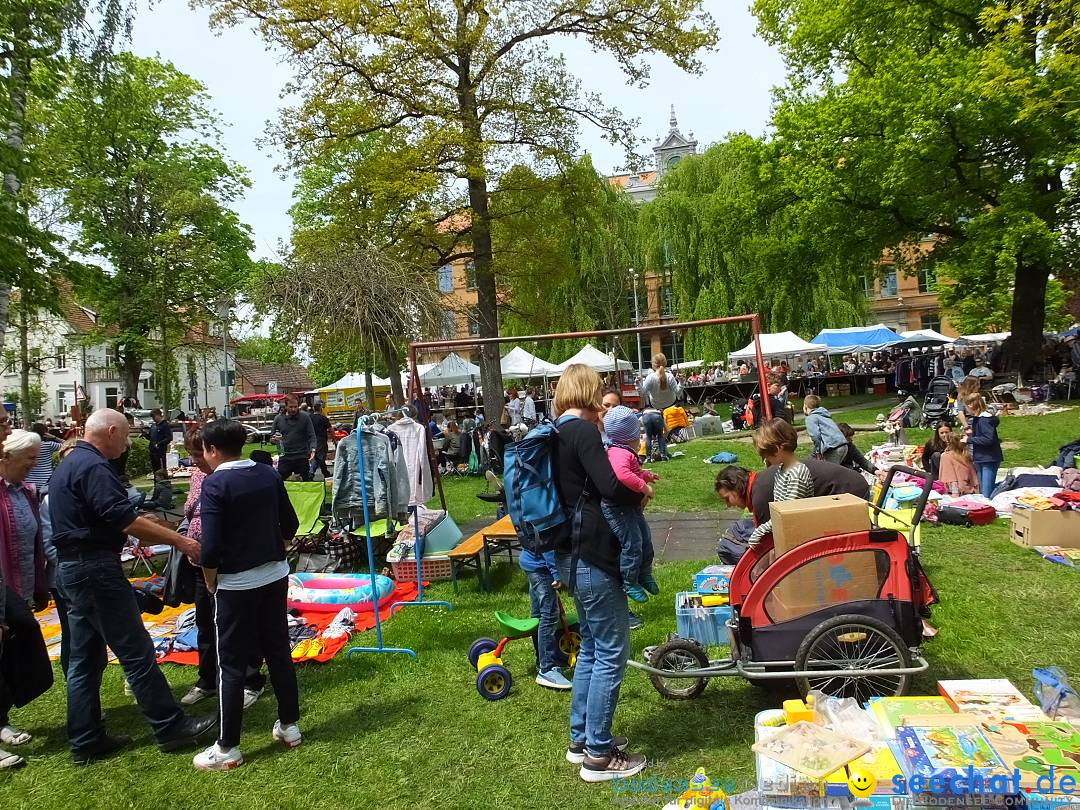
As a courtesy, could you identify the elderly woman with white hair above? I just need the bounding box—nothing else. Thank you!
[0,429,54,769]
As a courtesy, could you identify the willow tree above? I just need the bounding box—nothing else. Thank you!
[198,0,717,420]
[492,157,640,362]
[756,0,1080,377]
[639,135,869,360]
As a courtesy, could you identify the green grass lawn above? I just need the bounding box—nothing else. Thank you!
[12,409,1078,809]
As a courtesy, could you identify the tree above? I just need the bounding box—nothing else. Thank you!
[41,53,254,403]
[199,0,718,419]
[638,135,869,359]
[251,242,444,409]
[755,0,1080,377]
[234,334,298,367]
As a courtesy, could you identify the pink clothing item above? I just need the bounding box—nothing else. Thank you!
[184,467,206,542]
[606,445,656,493]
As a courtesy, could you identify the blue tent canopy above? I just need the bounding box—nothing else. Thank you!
[809,324,905,354]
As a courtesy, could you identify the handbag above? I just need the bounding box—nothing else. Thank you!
[326,532,363,572]
[296,552,338,573]
[937,503,997,527]
[163,546,197,606]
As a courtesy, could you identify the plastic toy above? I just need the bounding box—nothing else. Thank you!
[287,573,396,612]
[662,768,728,810]
[468,593,580,701]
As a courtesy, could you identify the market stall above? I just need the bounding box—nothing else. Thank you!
[810,323,905,354]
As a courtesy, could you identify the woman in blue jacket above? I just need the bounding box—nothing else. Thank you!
[964,394,1003,496]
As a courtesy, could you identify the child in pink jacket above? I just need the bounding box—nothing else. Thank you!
[602,406,659,602]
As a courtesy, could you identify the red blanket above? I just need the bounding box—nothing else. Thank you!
[158,581,422,666]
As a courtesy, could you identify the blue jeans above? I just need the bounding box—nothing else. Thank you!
[58,550,186,752]
[556,554,629,757]
[601,502,654,588]
[526,570,560,673]
[642,412,666,459]
[976,462,1000,497]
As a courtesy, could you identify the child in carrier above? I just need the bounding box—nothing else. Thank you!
[601,406,659,602]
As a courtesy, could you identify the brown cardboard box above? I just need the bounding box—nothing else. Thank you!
[1010,509,1080,548]
[770,493,871,555]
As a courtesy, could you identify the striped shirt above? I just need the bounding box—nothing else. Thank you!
[27,439,61,490]
[749,461,815,545]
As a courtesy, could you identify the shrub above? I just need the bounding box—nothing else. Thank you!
[127,437,152,478]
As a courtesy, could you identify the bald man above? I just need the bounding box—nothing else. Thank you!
[49,409,218,764]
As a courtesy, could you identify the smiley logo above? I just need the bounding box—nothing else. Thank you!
[847,768,877,798]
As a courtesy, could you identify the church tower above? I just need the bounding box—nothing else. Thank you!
[653,105,698,178]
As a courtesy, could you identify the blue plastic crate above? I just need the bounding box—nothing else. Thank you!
[675,591,731,648]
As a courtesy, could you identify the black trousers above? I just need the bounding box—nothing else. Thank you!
[314,443,329,477]
[214,576,299,748]
[193,576,265,693]
[0,586,54,727]
[150,449,166,472]
[277,455,311,482]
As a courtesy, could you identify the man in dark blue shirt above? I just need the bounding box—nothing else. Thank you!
[50,408,218,764]
[148,408,173,472]
[270,394,316,481]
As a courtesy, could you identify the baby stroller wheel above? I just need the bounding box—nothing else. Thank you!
[794,614,912,701]
[648,638,710,700]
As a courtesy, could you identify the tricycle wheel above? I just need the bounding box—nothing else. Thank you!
[794,614,912,701]
[648,638,710,700]
[552,623,582,667]
[468,638,498,670]
[476,664,513,700]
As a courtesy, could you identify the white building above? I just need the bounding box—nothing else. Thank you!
[2,292,235,420]
[607,105,700,204]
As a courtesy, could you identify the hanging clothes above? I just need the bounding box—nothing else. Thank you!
[387,417,434,507]
[332,428,410,519]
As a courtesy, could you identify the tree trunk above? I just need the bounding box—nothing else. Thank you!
[0,23,27,349]
[1006,256,1050,381]
[364,370,375,414]
[18,304,31,424]
[121,351,142,405]
[378,338,404,407]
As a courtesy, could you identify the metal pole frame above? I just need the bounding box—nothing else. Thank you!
[408,313,772,512]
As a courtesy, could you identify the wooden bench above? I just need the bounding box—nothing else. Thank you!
[481,514,520,569]
[448,530,488,593]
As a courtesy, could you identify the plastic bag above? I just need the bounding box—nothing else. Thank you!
[1033,667,1080,723]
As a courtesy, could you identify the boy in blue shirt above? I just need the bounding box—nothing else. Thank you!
[518,548,571,690]
[192,420,302,771]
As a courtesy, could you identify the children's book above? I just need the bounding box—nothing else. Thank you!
[977,720,1080,791]
[894,725,1008,784]
[753,721,870,780]
[938,679,1049,721]
[868,696,954,734]
[847,745,903,793]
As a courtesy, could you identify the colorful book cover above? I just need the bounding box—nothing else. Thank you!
[752,721,870,780]
[895,725,1008,784]
[848,745,903,793]
[978,720,1080,791]
[868,696,954,734]
[938,679,1049,721]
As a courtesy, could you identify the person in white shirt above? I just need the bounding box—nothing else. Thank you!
[969,358,993,380]
[506,387,524,426]
[522,388,537,426]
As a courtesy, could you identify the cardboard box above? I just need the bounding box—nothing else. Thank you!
[693,564,735,594]
[770,493,870,555]
[1010,509,1080,548]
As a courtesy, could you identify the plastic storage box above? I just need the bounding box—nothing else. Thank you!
[675,591,732,648]
[390,554,453,583]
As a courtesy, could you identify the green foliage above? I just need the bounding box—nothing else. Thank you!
[2,382,45,416]
[754,0,1080,374]
[40,53,254,398]
[638,136,868,361]
[234,334,298,367]
[492,158,641,362]
[126,436,151,479]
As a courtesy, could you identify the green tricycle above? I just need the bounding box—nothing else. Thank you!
[468,595,580,701]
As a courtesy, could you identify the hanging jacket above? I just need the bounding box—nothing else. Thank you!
[804,406,847,456]
[387,417,434,506]
[332,429,410,519]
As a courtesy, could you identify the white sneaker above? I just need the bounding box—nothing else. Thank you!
[123,679,134,697]
[272,720,302,749]
[181,685,216,706]
[193,744,243,771]
[242,687,264,710]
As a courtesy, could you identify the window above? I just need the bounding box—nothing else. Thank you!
[142,371,156,391]
[918,266,936,294]
[862,275,874,298]
[54,344,67,371]
[219,370,235,387]
[465,261,477,291]
[105,346,121,368]
[468,307,481,337]
[105,387,119,410]
[920,311,942,332]
[56,388,70,416]
[880,270,898,298]
[661,284,675,318]
[660,332,683,365]
[437,263,454,293]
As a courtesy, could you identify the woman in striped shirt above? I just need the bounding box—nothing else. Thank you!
[27,424,61,495]
[748,419,815,546]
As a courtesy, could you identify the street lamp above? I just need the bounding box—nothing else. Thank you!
[216,296,233,418]
[630,268,643,376]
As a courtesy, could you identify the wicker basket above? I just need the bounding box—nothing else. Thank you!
[390,554,453,583]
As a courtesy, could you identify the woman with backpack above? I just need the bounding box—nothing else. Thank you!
[550,364,648,783]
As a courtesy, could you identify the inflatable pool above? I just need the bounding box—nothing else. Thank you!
[287,573,396,613]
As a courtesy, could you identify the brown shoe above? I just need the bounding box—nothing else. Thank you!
[579,749,646,782]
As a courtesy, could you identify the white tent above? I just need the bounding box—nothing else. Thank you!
[958,332,1010,344]
[728,331,828,359]
[500,346,558,377]
[553,343,634,374]
[418,352,481,386]
[670,360,704,370]
[318,371,395,390]
[899,329,954,347]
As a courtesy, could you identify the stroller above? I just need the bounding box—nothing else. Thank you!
[919,376,956,427]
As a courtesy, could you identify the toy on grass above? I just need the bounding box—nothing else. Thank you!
[662,768,728,810]
[287,572,395,612]
[468,592,580,701]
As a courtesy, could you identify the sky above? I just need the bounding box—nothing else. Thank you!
[129,1,787,261]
